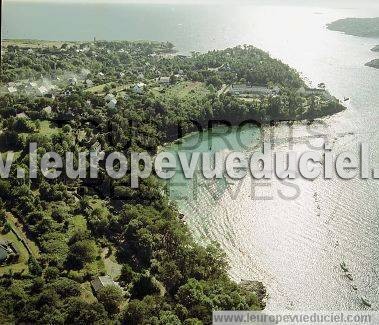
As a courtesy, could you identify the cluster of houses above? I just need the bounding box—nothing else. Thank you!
[6,78,59,97]
[104,93,118,109]
[297,86,332,100]
[0,239,19,265]
[103,81,147,108]
[229,83,332,102]
[229,84,280,96]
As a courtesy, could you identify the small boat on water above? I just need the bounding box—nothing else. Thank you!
[346,273,353,281]
[361,297,372,307]
[352,284,357,291]
[344,97,350,101]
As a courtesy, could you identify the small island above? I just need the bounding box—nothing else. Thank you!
[327,17,379,69]
[327,17,379,37]
[365,59,379,69]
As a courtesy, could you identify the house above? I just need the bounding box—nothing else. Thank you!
[81,68,91,76]
[68,77,78,85]
[43,106,52,115]
[297,87,332,100]
[117,72,125,78]
[16,112,29,119]
[137,73,144,80]
[97,72,105,78]
[156,76,170,85]
[91,275,123,294]
[230,84,271,96]
[7,86,17,94]
[37,86,48,96]
[26,82,38,91]
[0,245,8,264]
[104,93,115,102]
[85,79,94,87]
[133,82,146,94]
[107,98,117,109]
[45,93,56,100]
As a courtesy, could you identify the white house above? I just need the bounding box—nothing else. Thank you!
[26,82,37,91]
[157,76,170,85]
[104,93,115,102]
[16,113,28,119]
[91,276,123,294]
[230,84,271,96]
[37,86,48,96]
[106,98,117,109]
[85,79,94,87]
[7,87,17,94]
[43,106,52,115]
[81,68,91,76]
[133,82,146,94]
[97,72,105,78]
[68,77,78,85]
[118,72,125,78]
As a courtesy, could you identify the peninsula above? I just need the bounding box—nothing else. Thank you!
[0,39,343,324]
[365,59,379,69]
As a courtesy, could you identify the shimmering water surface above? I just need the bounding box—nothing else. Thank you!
[3,1,379,310]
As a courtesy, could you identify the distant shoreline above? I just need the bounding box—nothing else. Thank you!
[327,17,379,70]
[327,17,379,38]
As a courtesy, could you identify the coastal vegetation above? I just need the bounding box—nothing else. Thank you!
[0,39,343,323]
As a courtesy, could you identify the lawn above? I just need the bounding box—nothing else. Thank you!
[153,81,210,101]
[0,231,29,276]
[38,120,61,136]
[86,82,130,95]
[7,214,40,258]
[0,213,38,276]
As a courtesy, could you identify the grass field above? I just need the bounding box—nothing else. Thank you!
[86,82,131,95]
[0,213,40,276]
[38,120,61,136]
[0,230,29,276]
[152,81,210,100]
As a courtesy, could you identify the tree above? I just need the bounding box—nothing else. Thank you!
[97,285,124,315]
[65,298,108,324]
[67,239,98,269]
[28,257,43,276]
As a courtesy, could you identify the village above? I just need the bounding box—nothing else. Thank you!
[1,39,336,124]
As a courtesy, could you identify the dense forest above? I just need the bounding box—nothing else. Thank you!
[0,40,343,324]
